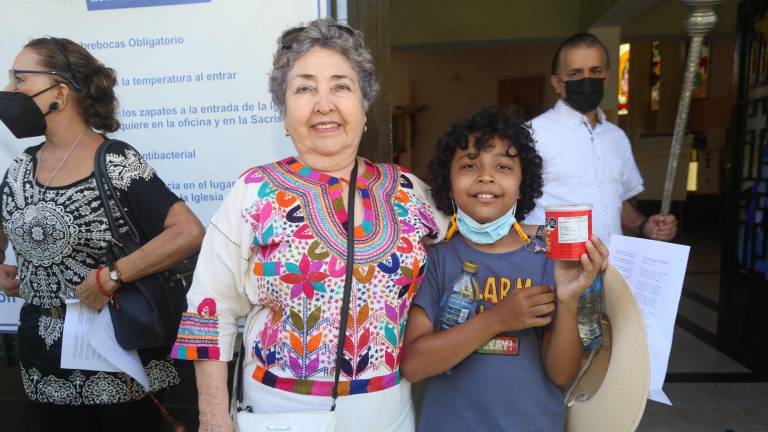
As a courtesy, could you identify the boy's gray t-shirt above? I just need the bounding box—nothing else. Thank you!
[413,236,565,432]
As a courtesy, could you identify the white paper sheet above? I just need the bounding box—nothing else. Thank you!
[61,302,149,390]
[61,302,121,372]
[609,235,691,406]
[88,307,149,390]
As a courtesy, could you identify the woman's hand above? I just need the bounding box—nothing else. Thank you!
[0,264,20,297]
[554,236,609,305]
[75,267,117,309]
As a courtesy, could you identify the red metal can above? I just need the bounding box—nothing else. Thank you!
[544,204,592,260]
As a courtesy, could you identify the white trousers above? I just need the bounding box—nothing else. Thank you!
[241,361,415,432]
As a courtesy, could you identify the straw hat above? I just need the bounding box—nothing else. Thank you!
[565,265,650,432]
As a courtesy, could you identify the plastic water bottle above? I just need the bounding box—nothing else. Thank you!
[438,261,481,331]
[577,274,603,351]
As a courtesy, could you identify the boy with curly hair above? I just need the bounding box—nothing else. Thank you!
[401,108,608,431]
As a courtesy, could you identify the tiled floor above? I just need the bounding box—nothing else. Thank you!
[638,384,768,432]
[635,232,768,432]
[682,273,720,304]
[677,298,719,334]
[666,327,749,375]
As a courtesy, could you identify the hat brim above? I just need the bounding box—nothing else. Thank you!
[566,265,650,432]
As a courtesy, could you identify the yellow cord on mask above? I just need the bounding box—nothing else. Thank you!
[445,213,541,253]
[512,222,531,245]
[444,213,458,241]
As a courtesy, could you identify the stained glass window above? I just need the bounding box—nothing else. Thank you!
[618,43,630,115]
[650,41,661,112]
[692,41,710,99]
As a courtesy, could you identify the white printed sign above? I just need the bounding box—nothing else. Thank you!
[0,0,328,332]
[0,291,22,333]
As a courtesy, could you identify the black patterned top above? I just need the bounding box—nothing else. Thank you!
[0,139,181,405]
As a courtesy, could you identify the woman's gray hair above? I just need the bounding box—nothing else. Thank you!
[269,18,380,113]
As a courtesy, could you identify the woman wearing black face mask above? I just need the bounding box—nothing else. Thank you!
[0,37,205,430]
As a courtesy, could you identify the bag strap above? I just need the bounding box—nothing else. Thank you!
[233,340,245,414]
[234,159,359,412]
[93,138,141,245]
[331,158,358,410]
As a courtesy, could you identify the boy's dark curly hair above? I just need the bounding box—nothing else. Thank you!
[427,107,543,220]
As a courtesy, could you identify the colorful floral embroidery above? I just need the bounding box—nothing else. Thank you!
[285,300,327,378]
[252,365,400,397]
[258,157,401,264]
[340,301,373,379]
[175,158,439,395]
[280,254,329,300]
[254,307,282,370]
[172,298,220,360]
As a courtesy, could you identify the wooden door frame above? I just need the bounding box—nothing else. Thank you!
[344,0,393,163]
[718,0,768,375]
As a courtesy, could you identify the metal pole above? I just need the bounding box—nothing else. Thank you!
[661,0,722,215]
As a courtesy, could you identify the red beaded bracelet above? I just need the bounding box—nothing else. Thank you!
[95,266,113,299]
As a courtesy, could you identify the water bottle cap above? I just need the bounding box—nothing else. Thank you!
[462,261,479,273]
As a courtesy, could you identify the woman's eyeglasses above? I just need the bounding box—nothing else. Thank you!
[280,24,355,50]
[6,37,82,92]
[7,69,79,92]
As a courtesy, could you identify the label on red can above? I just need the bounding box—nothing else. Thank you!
[545,204,592,260]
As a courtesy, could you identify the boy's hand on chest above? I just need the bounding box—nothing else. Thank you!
[485,284,555,334]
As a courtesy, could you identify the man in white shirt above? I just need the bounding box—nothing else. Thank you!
[525,33,677,243]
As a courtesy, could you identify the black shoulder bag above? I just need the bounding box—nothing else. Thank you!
[94,139,198,351]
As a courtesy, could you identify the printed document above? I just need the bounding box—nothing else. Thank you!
[609,235,691,405]
[61,301,149,390]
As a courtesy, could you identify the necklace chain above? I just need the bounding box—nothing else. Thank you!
[35,129,88,201]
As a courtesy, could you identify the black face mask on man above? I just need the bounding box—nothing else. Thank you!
[0,84,58,138]
[563,77,604,114]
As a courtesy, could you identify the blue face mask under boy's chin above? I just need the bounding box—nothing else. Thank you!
[456,205,517,245]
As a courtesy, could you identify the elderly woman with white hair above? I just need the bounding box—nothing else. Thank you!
[171,18,444,432]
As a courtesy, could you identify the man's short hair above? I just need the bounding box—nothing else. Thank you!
[550,33,610,76]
